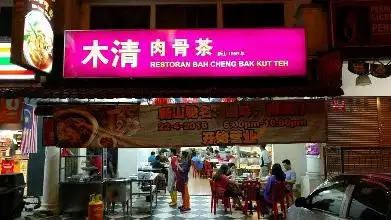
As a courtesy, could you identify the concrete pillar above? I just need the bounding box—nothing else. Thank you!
[301,155,323,197]
[38,147,60,213]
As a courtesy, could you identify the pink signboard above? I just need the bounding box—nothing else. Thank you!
[63,29,306,78]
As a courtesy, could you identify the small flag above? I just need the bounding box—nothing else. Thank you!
[20,104,38,154]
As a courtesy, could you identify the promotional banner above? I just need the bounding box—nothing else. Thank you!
[54,100,326,148]
[331,0,391,47]
[0,98,23,124]
[63,28,307,78]
[11,0,55,74]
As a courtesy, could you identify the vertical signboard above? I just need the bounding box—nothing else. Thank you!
[331,0,391,47]
[11,0,55,74]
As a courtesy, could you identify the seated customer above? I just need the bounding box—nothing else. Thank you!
[213,164,243,210]
[215,150,223,161]
[191,152,203,169]
[148,152,156,163]
[282,159,296,191]
[152,155,168,182]
[227,163,237,178]
[159,151,169,163]
[263,163,286,210]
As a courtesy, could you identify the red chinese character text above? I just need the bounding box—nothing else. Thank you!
[229,130,243,144]
[202,131,216,145]
[172,105,185,120]
[238,105,252,117]
[185,105,199,119]
[215,130,230,144]
[226,104,239,118]
[158,107,173,120]
[242,130,258,144]
[199,104,212,119]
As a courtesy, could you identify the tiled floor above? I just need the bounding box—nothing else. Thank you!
[103,195,273,220]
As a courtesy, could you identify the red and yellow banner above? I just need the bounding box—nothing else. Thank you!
[54,100,326,148]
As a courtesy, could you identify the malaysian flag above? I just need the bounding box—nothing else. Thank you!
[20,104,38,154]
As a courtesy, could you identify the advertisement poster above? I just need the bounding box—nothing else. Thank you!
[332,1,391,46]
[54,100,326,148]
[63,28,306,78]
[0,98,23,124]
[11,0,55,74]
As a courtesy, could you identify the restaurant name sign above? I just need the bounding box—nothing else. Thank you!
[63,29,306,78]
[54,100,326,148]
[331,0,391,46]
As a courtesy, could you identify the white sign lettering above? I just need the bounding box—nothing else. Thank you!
[172,39,190,57]
[82,40,109,68]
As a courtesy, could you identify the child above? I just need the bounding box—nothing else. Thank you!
[167,148,178,207]
[176,150,191,212]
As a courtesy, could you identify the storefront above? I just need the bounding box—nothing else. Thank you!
[325,97,391,177]
[0,98,28,191]
[12,24,336,216]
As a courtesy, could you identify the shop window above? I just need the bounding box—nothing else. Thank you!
[223,4,284,28]
[156,4,217,29]
[0,7,12,37]
[90,6,150,29]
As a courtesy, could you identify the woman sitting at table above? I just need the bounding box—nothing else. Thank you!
[215,150,224,162]
[261,163,286,213]
[213,164,243,210]
[227,163,237,178]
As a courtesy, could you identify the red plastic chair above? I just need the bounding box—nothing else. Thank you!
[285,183,294,207]
[270,181,287,220]
[203,161,214,179]
[209,179,232,214]
[242,180,263,218]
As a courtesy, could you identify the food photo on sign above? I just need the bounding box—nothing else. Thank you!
[53,101,326,148]
[11,0,55,74]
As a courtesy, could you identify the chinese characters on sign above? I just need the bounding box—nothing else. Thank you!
[83,38,215,68]
[157,102,309,145]
[64,29,306,78]
[53,101,326,148]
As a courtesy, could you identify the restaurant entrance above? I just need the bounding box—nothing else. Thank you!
[38,97,327,216]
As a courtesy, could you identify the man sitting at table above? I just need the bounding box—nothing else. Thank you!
[213,164,243,210]
[191,152,203,169]
[148,151,156,163]
[282,159,296,191]
[152,155,168,183]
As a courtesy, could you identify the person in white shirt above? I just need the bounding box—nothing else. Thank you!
[259,144,271,176]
